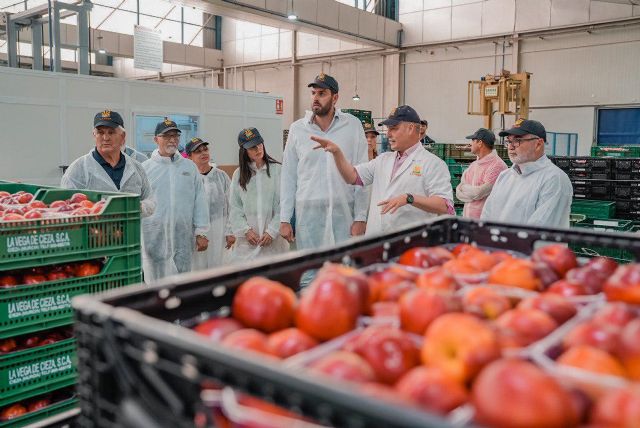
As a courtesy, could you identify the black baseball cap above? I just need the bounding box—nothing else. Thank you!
[94,110,124,129]
[308,73,339,93]
[363,122,379,135]
[499,119,546,142]
[185,137,209,155]
[466,128,496,145]
[238,127,264,149]
[378,105,421,127]
[420,119,428,127]
[155,118,181,136]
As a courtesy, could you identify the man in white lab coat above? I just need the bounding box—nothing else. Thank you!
[312,105,453,236]
[481,119,573,228]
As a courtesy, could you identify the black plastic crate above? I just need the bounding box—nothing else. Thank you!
[611,158,640,170]
[570,179,613,200]
[612,170,640,181]
[567,169,610,180]
[613,181,640,200]
[72,217,640,428]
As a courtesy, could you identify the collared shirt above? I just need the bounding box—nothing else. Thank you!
[280,108,369,223]
[481,155,573,228]
[459,150,508,219]
[92,148,126,189]
[391,142,422,180]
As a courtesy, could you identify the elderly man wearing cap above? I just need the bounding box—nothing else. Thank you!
[481,119,573,228]
[185,137,234,271]
[455,128,508,219]
[280,73,369,249]
[363,122,379,160]
[62,110,155,217]
[312,105,453,236]
[141,118,209,282]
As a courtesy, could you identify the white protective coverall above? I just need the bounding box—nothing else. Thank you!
[142,150,209,282]
[229,162,288,262]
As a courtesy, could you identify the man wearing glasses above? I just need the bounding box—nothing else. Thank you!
[481,119,573,228]
[141,118,210,282]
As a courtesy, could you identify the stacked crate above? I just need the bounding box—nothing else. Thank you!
[341,109,372,127]
[0,182,141,427]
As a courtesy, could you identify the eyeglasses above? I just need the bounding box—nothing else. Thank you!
[160,133,180,140]
[505,136,539,148]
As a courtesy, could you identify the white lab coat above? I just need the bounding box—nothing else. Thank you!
[191,165,232,271]
[141,150,209,282]
[61,149,155,217]
[355,145,453,236]
[229,162,289,263]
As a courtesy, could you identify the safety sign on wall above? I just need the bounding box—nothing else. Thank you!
[276,99,284,115]
[134,25,163,72]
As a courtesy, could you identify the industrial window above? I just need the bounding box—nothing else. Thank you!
[597,107,640,146]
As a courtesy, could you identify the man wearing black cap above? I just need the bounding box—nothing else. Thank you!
[455,128,507,219]
[419,120,436,146]
[62,110,155,217]
[280,73,369,250]
[141,118,210,282]
[363,122,379,160]
[481,119,573,227]
[312,105,453,236]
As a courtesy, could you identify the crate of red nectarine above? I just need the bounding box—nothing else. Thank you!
[0,386,77,427]
[0,182,141,271]
[0,253,140,338]
[72,217,640,428]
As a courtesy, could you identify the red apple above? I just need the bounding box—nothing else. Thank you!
[398,246,454,269]
[604,264,640,305]
[344,326,420,384]
[27,201,47,209]
[462,287,512,320]
[591,386,640,427]
[296,274,360,341]
[592,303,636,328]
[69,192,88,204]
[309,351,376,383]
[316,263,370,314]
[49,200,68,209]
[547,280,590,297]
[232,277,296,333]
[585,257,618,278]
[566,266,606,294]
[563,321,620,354]
[422,313,500,383]
[2,213,24,221]
[194,318,243,341]
[399,289,456,334]
[23,209,43,219]
[395,366,468,415]
[267,328,318,359]
[221,329,276,357]
[0,275,18,288]
[22,274,46,285]
[377,280,415,302]
[517,294,577,324]
[495,308,558,348]
[15,192,33,204]
[617,319,640,381]
[557,344,626,377]
[531,244,578,277]
[0,338,17,353]
[0,403,27,420]
[415,267,457,292]
[472,359,580,428]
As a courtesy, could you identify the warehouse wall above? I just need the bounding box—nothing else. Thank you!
[399,0,640,46]
[402,24,640,155]
[0,68,282,185]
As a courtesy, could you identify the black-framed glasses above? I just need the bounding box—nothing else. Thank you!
[505,137,539,148]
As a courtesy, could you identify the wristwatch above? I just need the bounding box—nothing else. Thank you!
[406,193,414,205]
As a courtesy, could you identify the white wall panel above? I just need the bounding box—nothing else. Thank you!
[482,0,516,35]
[423,7,452,42]
[400,12,424,45]
[550,0,590,27]
[400,0,425,14]
[451,2,483,39]
[515,0,551,31]
[424,0,452,11]
[0,68,282,183]
[528,107,594,155]
[589,1,632,21]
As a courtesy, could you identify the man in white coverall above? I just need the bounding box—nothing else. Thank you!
[141,118,209,282]
[279,73,369,249]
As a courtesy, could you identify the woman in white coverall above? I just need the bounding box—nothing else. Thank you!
[185,137,234,270]
[229,128,289,262]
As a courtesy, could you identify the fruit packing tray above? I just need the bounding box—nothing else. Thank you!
[0,182,140,271]
[72,216,640,428]
[0,387,77,428]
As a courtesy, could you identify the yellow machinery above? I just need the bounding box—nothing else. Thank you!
[467,70,531,129]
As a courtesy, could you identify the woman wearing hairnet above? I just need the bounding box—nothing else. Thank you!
[186,137,234,270]
[229,128,289,262]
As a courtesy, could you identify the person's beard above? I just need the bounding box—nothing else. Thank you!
[312,99,333,117]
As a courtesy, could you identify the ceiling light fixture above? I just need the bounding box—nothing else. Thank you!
[352,57,360,102]
[287,0,297,20]
[96,35,106,54]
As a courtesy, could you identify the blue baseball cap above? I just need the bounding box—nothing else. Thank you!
[238,127,264,149]
[94,110,124,129]
[466,128,496,145]
[499,119,546,142]
[155,118,181,136]
[308,73,339,93]
[378,105,421,127]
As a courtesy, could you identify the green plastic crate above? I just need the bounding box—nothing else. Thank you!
[451,178,461,189]
[0,183,140,271]
[0,252,141,338]
[0,338,76,407]
[0,396,78,428]
[570,199,616,219]
[570,218,635,262]
[455,206,463,216]
[448,163,468,177]
[569,214,586,227]
[591,146,640,158]
[424,143,446,158]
